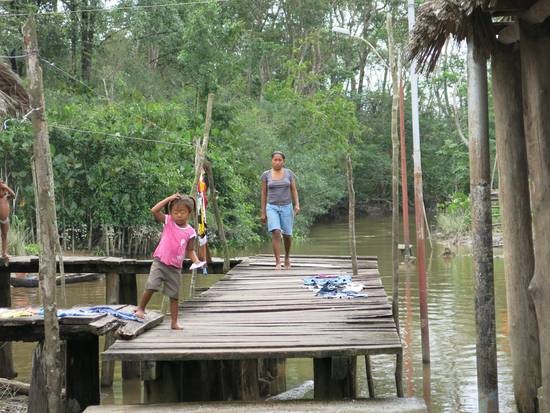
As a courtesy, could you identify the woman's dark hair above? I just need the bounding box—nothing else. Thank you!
[271,151,285,160]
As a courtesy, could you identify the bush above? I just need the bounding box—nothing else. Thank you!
[435,192,471,238]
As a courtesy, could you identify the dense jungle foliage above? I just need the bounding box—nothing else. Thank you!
[0,0,480,254]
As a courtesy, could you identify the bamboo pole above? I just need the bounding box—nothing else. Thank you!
[23,15,62,413]
[492,41,540,413]
[467,35,499,413]
[407,0,430,363]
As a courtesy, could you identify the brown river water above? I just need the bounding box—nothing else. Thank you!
[9,216,515,412]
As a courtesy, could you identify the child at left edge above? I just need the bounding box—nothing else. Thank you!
[135,193,204,330]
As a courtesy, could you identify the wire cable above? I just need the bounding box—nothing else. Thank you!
[50,123,194,148]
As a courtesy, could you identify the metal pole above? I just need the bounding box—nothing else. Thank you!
[467,36,499,413]
[407,0,430,363]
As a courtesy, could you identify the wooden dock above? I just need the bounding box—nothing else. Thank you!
[103,255,402,403]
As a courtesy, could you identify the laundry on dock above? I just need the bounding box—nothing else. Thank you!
[37,305,142,322]
[302,274,368,299]
[0,307,36,319]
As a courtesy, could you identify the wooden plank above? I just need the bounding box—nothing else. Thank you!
[115,306,164,340]
[84,398,428,413]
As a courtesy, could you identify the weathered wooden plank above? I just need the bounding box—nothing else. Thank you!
[115,305,164,339]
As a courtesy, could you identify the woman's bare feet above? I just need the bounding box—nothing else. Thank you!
[1,253,9,264]
[274,263,282,270]
[171,323,183,330]
[284,259,291,269]
[134,308,145,319]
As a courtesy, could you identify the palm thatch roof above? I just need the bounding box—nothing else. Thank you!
[0,62,30,118]
[408,0,497,73]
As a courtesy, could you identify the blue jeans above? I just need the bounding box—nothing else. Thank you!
[266,203,294,236]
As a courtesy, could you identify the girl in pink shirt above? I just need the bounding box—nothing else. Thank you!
[135,193,203,330]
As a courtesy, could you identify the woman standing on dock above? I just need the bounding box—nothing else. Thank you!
[0,180,15,262]
[261,151,300,270]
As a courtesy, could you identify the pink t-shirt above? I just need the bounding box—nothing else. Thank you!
[153,215,196,269]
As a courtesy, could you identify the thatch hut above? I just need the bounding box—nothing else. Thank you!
[409,1,548,412]
[0,61,29,118]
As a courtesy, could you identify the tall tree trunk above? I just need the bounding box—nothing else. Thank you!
[80,0,96,83]
[23,15,62,413]
[467,35,499,413]
[492,42,540,413]
[68,0,79,75]
[520,20,550,413]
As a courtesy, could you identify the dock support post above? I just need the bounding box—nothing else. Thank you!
[28,342,47,413]
[118,273,140,379]
[66,335,100,412]
[258,358,286,397]
[396,351,404,397]
[365,355,375,398]
[144,361,182,403]
[0,266,15,379]
[313,356,356,400]
[101,271,119,387]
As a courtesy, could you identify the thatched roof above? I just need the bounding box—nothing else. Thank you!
[408,0,497,73]
[0,62,30,118]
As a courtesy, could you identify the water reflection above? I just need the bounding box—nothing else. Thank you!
[8,216,515,412]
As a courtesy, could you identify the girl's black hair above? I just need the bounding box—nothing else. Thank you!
[169,196,195,213]
[271,151,285,160]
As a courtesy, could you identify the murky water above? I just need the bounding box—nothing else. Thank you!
[8,216,515,412]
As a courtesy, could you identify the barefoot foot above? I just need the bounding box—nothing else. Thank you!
[274,263,282,271]
[171,323,183,330]
[2,253,9,264]
[284,259,291,269]
[134,308,145,319]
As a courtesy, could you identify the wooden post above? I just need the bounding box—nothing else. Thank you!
[144,361,182,403]
[118,273,139,379]
[520,19,550,413]
[365,355,375,398]
[467,35,499,413]
[407,0,430,364]
[204,161,230,273]
[66,335,100,412]
[345,154,358,275]
[28,342,47,413]
[313,357,356,400]
[101,271,120,387]
[399,76,411,259]
[23,15,62,413]
[0,267,15,379]
[492,41,540,412]
[258,358,287,397]
[387,14,401,336]
[189,93,215,295]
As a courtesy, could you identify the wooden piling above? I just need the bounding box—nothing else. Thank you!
[520,20,550,413]
[118,273,139,379]
[101,272,120,387]
[258,358,287,398]
[28,342,47,413]
[0,267,15,379]
[492,41,540,412]
[467,35,499,413]
[313,357,356,400]
[66,335,100,412]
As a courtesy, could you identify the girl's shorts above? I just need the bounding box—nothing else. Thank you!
[145,259,181,299]
[266,203,294,236]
